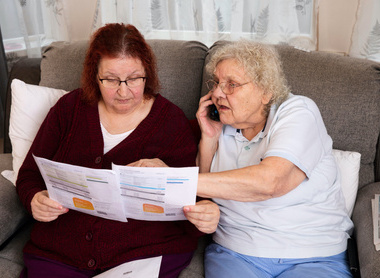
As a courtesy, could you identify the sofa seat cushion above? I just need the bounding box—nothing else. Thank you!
[179,235,211,278]
[0,154,29,247]
[0,220,33,278]
[352,181,380,278]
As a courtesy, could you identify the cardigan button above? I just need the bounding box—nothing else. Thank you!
[88,259,96,268]
[95,156,102,164]
[85,232,93,241]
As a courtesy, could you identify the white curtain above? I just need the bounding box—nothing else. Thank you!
[94,0,319,50]
[0,0,319,72]
[349,0,380,63]
[0,0,71,71]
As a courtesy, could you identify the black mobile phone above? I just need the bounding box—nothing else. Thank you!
[208,104,220,122]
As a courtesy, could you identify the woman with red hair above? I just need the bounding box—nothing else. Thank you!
[16,23,219,277]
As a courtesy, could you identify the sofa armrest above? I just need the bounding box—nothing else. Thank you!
[352,181,380,278]
[0,153,30,248]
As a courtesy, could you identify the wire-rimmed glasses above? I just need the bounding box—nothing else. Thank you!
[205,79,250,95]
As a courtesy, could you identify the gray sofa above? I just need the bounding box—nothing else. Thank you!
[1,39,380,278]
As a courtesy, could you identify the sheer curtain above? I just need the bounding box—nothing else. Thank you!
[0,0,71,71]
[94,0,319,50]
[349,0,380,63]
[0,0,318,143]
[0,0,319,70]
[0,0,73,141]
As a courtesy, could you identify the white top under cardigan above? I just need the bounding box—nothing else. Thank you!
[211,93,354,259]
[101,123,134,154]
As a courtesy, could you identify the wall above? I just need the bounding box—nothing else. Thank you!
[318,0,359,54]
[65,0,97,41]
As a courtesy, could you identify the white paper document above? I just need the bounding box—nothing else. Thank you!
[372,194,380,251]
[93,256,162,278]
[34,155,198,222]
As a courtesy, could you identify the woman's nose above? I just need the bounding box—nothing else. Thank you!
[117,83,131,96]
[212,85,226,98]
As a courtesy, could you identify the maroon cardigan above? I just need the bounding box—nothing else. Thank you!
[16,90,201,270]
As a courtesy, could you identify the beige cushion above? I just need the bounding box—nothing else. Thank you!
[40,40,88,92]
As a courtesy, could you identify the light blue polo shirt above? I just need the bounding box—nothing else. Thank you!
[211,94,354,259]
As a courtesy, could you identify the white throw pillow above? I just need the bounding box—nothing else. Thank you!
[3,79,68,185]
[332,149,361,217]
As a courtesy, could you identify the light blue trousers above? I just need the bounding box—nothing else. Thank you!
[205,243,352,278]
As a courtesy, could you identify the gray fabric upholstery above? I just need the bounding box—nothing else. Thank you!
[39,40,208,119]
[0,221,32,278]
[39,40,88,92]
[353,182,380,278]
[276,45,380,189]
[179,236,210,278]
[149,40,208,119]
[1,39,380,277]
[0,154,29,246]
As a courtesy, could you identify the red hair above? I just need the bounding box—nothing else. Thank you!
[81,23,160,104]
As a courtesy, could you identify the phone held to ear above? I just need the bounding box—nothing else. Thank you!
[208,104,220,122]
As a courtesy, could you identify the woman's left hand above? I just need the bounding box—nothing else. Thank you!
[127,158,168,167]
[184,200,220,234]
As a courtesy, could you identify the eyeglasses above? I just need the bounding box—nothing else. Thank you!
[206,79,250,95]
[98,76,146,89]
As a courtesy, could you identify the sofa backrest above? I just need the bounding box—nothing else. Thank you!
[276,45,380,188]
[39,40,208,120]
[4,39,380,189]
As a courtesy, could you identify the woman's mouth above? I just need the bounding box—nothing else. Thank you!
[219,105,229,110]
[117,99,130,104]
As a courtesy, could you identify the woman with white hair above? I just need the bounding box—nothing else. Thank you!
[196,40,353,278]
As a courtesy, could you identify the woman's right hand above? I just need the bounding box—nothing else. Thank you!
[196,92,223,140]
[31,190,69,222]
[196,92,223,172]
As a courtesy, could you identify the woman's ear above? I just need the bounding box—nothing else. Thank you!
[262,92,273,105]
